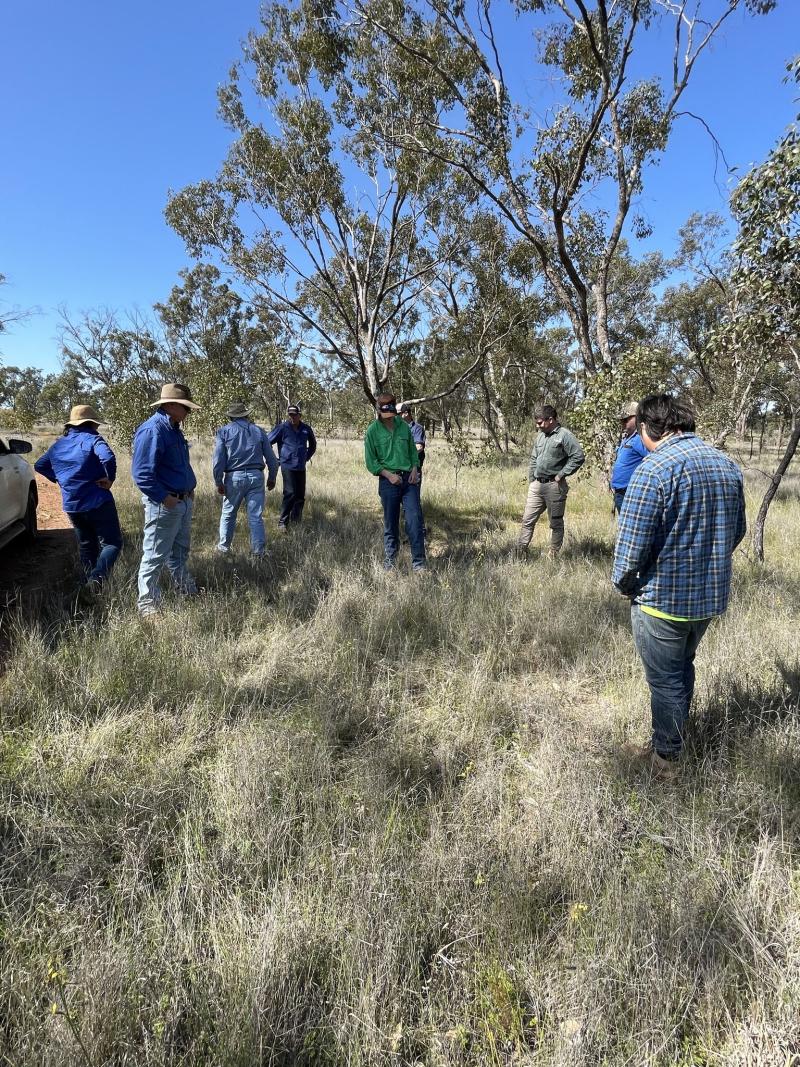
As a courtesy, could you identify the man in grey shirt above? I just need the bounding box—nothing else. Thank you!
[516,404,585,558]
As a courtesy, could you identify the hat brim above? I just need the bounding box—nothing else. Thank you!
[227,409,252,419]
[152,398,201,410]
[66,417,102,426]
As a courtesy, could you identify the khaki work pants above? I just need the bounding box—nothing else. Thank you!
[517,479,568,552]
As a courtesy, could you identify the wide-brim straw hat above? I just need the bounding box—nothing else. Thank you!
[226,402,251,419]
[66,404,102,427]
[618,401,639,419]
[151,383,200,410]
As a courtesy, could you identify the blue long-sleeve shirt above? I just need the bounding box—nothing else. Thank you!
[610,431,648,490]
[34,426,117,513]
[212,419,279,486]
[267,420,317,471]
[132,410,197,503]
[612,434,746,618]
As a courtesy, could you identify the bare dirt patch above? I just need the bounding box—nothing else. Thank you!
[0,474,77,608]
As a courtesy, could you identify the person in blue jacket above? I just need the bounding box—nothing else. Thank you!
[212,400,279,556]
[131,383,200,617]
[268,404,317,529]
[610,401,648,514]
[34,404,123,600]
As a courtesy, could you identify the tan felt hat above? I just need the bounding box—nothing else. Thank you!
[151,383,200,410]
[66,404,102,426]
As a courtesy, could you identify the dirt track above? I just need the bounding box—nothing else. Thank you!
[0,474,77,609]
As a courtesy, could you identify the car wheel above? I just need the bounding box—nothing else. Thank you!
[22,487,38,542]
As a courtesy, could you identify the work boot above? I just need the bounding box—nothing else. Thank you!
[620,742,680,782]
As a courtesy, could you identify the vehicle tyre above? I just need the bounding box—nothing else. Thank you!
[22,487,38,543]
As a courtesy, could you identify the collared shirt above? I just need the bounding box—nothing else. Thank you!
[212,419,279,487]
[610,431,648,490]
[364,417,420,476]
[34,426,116,513]
[528,424,585,482]
[132,409,197,503]
[612,434,746,618]
[267,420,317,470]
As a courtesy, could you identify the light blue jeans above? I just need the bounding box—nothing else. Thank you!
[218,470,266,555]
[137,496,196,615]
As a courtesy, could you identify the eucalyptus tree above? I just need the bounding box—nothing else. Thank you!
[346,0,775,381]
[165,0,495,406]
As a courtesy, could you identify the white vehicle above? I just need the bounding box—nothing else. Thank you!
[0,436,37,549]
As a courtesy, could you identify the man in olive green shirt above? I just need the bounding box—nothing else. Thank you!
[516,404,585,558]
[364,393,425,571]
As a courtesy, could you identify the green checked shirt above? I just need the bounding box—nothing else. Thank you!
[364,417,420,476]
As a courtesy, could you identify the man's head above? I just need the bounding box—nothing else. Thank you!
[534,404,558,433]
[636,394,696,451]
[398,403,413,423]
[65,404,102,430]
[226,401,251,421]
[619,400,639,436]
[376,393,397,423]
[287,404,302,426]
[152,383,200,424]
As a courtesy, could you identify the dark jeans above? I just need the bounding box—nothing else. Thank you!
[378,473,425,569]
[68,499,123,584]
[613,488,626,514]
[278,468,306,525]
[631,604,712,758]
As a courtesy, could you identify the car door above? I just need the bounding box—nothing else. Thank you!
[0,438,17,529]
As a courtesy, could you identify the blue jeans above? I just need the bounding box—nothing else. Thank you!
[378,473,426,569]
[137,496,196,614]
[631,604,712,757]
[68,500,123,584]
[613,488,626,515]
[218,470,266,554]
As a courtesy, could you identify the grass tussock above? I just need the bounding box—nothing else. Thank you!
[2,438,800,1065]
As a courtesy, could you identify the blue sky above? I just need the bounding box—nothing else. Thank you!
[1,1,798,374]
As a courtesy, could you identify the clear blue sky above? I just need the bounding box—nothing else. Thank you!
[1,1,798,374]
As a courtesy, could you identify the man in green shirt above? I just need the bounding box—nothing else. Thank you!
[364,393,426,572]
[516,404,585,558]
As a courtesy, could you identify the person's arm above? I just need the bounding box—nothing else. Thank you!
[364,425,383,476]
[132,422,169,503]
[406,424,421,482]
[33,449,57,483]
[306,426,317,461]
[528,436,539,482]
[611,468,662,597]
[260,429,279,485]
[212,432,227,492]
[92,436,117,485]
[558,430,585,478]
[733,476,747,548]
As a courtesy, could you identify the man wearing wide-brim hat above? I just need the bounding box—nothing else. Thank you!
[34,404,123,601]
[609,400,648,516]
[131,383,201,617]
[212,401,279,557]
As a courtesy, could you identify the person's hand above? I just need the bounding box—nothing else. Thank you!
[382,470,401,485]
[409,468,420,485]
[95,477,112,490]
[163,494,179,509]
[217,485,225,496]
[267,479,276,491]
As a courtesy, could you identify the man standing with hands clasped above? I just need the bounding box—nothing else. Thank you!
[364,393,425,573]
[132,383,200,618]
[516,404,585,559]
[213,401,279,557]
[268,404,316,530]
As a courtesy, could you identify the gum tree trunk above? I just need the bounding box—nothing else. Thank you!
[753,417,800,562]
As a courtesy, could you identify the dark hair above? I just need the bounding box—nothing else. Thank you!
[534,404,557,421]
[376,392,396,405]
[636,394,696,441]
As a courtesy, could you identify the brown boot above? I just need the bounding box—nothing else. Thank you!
[620,742,680,782]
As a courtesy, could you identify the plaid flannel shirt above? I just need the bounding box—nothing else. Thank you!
[612,434,746,618]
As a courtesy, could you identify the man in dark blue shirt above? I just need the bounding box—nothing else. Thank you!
[610,401,648,514]
[132,383,200,617]
[35,404,122,600]
[268,404,317,529]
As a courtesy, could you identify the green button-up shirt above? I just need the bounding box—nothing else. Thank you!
[364,417,420,476]
[528,424,585,482]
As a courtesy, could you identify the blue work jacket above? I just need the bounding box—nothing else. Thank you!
[267,420,317,471]
[212,419,279,487]
[132,410,197,503]
[34,426,117,513]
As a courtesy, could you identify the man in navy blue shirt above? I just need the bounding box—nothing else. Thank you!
[268,404,317,530]
[35,404,122,601]
[212,401,279,556]
[132,383,200,617]
[609,401,648,514]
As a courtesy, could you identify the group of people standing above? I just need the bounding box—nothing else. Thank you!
[34,383,746,779]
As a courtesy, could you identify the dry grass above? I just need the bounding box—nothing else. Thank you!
[1,437,799,1065]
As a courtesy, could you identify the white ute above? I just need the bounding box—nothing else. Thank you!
[0,436,37,549]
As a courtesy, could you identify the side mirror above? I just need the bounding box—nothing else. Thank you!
[8,439,33,454]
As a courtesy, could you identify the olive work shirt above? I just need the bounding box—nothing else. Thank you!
[528,424,585,482]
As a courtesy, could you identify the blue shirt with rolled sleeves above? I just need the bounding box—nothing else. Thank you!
[132,410,197,504]
[267,420,317,471]
[34,426,117,513]
[212,419,279,487]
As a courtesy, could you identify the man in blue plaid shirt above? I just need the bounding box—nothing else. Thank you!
[612,394,746,779]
